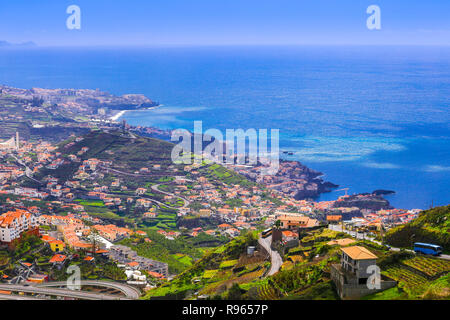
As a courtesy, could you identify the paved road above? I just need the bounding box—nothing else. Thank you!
[11,154,42,184]
[439,254,450,261]
[0,284,134,300]
[258,235,283,276]
[0,293,46,300]
[36,280,141,299]
[99,165,171,178]
[328,226,450,260]
[151,182,190,208]
[99,166,190,209]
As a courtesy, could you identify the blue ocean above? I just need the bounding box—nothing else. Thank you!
[0,46,449,209]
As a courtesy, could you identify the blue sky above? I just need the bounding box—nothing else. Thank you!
[1,0,449,46]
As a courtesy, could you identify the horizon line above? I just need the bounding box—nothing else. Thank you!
[3,43,450,49]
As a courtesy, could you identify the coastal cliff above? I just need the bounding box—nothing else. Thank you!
[236,160,338,200]
[333,193,392,211]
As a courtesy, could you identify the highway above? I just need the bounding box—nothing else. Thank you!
[0,293,46,300]
[36,280,141,299]
[0,283,137,300]
[258,235,283,276]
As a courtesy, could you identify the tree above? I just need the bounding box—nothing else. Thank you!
[227,283,243,300]
[275,220,281,229]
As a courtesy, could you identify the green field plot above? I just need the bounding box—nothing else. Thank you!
[382,265,429,289]
[75,199,105,207]
[219,259,239,269]
[202,269,219,279]
[402,256,450,278]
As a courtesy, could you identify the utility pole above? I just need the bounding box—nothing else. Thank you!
[90,227,98,259]
[380,223,384,244]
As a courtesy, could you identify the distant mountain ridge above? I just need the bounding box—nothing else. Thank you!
[0,40,37,47]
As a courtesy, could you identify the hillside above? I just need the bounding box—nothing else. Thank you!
[0,93,91,142]
[143,231,266,300]
[142,224,450,300]
[143,228,392,300]
[385,205,450,252]
[118,231,227,274]
[60,130,175,169]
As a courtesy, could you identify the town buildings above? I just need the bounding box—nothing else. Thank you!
[0,210,38,243]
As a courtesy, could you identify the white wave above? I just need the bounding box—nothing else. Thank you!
[362,162,400,169]
[284,136,406,163]
[423,165,450,173]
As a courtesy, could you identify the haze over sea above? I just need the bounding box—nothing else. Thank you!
[0,46,449,209]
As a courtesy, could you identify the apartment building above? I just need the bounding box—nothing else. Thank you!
[0,210,38,243]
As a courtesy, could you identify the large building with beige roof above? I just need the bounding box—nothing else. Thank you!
[331,246,397,299]
[276,213,319,230]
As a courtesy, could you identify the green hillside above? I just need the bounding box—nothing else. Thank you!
[142,227,402,300]
[385,205,450,252]
[61,130,175,170]
[143,232,264,300]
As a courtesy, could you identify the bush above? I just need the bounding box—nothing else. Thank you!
[227,283,243,300]
[377,251,415,269]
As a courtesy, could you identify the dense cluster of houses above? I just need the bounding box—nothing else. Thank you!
[0,133,426,290]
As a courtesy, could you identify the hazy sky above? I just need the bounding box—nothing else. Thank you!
[1,0,449,46]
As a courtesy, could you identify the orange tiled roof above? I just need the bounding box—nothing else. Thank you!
[341,246,377,260]
[127,261,139,267]
[49,254,67,263]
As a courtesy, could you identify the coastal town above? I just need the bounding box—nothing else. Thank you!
[0,86,447,301]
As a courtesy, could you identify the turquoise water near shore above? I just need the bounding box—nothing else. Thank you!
[0,46,449,209]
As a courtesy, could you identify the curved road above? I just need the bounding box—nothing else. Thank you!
[0,282,138,300]
[36,280,141,299]
[98,165,190,209]
[0,293,46,300]
[151,182,190,208]
[258,235,283,276]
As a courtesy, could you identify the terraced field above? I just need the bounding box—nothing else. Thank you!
[257,284,281,300]
[236,269,265,283]
[402,256,450,278]
[382,265,429,289]
[219,259,239,269]
[202,269,219,279]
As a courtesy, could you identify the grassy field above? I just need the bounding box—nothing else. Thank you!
[200,163,256,187]
[75,199,105,207]
[219,259,239,269]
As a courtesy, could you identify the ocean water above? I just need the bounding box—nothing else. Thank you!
[0,46,449,209]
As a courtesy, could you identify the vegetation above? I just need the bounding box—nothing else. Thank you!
[142,232,261,300]
[199,163,255,187]
[119,231,209,274]
[385,205,450,252]
[402,256,450,277]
